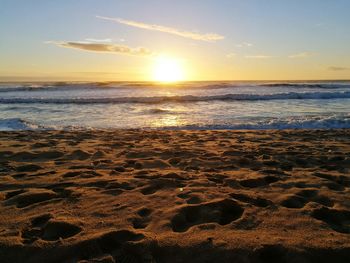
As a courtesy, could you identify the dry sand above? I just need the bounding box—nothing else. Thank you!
[0,129,349,263]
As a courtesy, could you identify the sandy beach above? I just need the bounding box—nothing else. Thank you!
[0,129,349,263]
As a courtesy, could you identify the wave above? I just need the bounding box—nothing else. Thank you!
[0,118,41,131]
[1,81,349,93]
[0,83,100,93]
[0,91,349,104]
[1,115,350,131]
[0,118,89,131]
[147,108,173,114]
[168,116,350,130]
[258,83,348,89]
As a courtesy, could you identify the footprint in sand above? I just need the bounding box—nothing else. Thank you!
[91,150,106,160]
[85,180,135,196]
[42,220,82,241]
[7,151,64,162]
[91,229,144,254]
[4,187,79,208]
[129,215,151,229]
[82,229,150,263]
[311,207,350,234]
[65,150,91,161]
[230,193,273,207]
[140,178,185,195]
[141,159,171,169]
[177,192,204,204]
[239,175,280,188]
[206,173,229,184]
[280,194,308,209]
[15,164,41,172]
[4,189,59,208]
[22,214,82,243]
[62,170,102,179]
[313,172,350,187]
[171,199,244,232]
[4,189,26,199]
[279,189,334,209]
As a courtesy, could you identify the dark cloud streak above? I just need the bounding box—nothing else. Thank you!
[49,41,153,56]
[328,66,350,71]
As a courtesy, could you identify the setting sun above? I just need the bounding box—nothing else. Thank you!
[2,2,350,262]
[152,56,185,82]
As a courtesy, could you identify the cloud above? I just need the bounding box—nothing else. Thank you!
[328,66,350,71]
[236,42,253,48]
[288,52,315,58]
[48,41,153,56]
[96,15,224,42]
[245,55,272,59]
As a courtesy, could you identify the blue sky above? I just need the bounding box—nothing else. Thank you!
[1,0,349,81]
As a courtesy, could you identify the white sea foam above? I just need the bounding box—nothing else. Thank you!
[0,118,40,131]
[168,115,350,130]
[1,114,349,131]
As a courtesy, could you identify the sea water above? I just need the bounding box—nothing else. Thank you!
[0,81,349,130]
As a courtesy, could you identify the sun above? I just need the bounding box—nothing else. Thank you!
[152,56,185,83]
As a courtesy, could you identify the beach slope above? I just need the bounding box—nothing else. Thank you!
[0,130,349,262]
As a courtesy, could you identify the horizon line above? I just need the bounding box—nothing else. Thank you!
[0,79,350,83]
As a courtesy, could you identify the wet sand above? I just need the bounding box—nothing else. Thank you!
[0,129,350,263]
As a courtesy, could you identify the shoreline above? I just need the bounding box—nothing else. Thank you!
[1,129,349,262]
[1,128,350,132]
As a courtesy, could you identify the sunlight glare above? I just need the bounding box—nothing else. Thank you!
[152,56,185,82]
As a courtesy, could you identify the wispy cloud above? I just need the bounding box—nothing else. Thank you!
[48,41,153,56]
[245,55,272,59]
[96,15,224,42]
[328,66,350,71]
[236,42,253,48]
[288,52,315,58]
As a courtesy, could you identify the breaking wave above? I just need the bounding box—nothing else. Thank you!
[166,115,350,130]
[1,114,350,131]
[0,91,349,104]
[0,82,349,93]
[0,118,41,131]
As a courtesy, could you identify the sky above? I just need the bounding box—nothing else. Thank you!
[0,0,350,81]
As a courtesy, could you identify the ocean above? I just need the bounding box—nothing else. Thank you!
[0,81,349,131]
